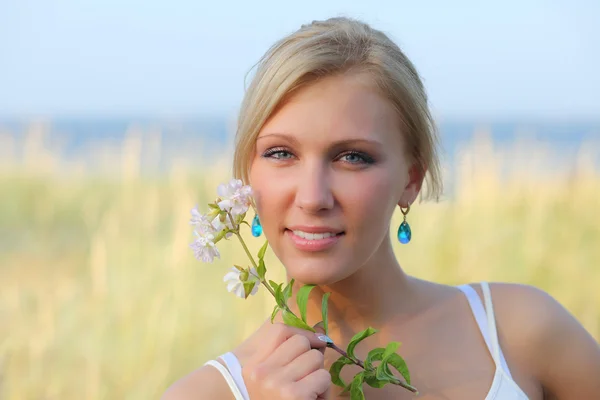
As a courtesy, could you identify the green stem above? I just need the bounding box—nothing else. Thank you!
[237,232,277,298]
[228,213,278,299]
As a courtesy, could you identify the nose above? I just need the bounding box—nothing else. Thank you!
[294,162,334,213]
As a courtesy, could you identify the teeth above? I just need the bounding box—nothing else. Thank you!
[292,230,337,240]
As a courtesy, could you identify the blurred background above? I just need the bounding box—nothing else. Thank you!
[1,1,599,399]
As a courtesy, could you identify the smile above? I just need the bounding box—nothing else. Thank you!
[285,229,345,252]
[292,230,338,240]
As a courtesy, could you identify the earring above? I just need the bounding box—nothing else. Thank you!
[397,204,412,244]
[251,214,263,237]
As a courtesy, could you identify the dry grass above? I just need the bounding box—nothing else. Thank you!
[0,127,599,399]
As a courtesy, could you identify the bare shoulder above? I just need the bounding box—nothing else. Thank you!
[482,282,600,399]
[161,363,235,400]
[483,283,580,335]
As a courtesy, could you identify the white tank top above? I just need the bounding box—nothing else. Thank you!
[457,282,530,400]
[207,281,530,400]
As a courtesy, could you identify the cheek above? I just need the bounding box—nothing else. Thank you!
[248,163,289,228]
[341,170,402,222]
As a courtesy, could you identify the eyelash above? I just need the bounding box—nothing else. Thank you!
[261,147,375,165]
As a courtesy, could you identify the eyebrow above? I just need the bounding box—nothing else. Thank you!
[256,133,383,148]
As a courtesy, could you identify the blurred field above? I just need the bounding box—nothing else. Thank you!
[1,126,599,399]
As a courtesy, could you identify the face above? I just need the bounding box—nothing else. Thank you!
[249,72,422,285]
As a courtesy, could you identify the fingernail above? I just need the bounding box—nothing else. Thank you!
[316,334,333,344]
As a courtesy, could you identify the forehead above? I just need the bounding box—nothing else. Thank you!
[258,73,403,146]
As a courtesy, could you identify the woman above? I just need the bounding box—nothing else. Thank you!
[164,17,600,399]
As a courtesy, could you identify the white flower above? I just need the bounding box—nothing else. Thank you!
[223,267,260,299]
[190,206,215,233]
[217,179,253,218]
[210,215,234,239]
[191,204,233,238]
[189,230,220,263]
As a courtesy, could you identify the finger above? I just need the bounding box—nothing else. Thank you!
[254,324,327,364]
[261,334,311,369]
[312,322,328,355]
[277,348,325,383]
[313,321,326,334]
[295,368,331,399]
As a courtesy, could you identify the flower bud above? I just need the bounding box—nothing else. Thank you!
[239,269,249,282]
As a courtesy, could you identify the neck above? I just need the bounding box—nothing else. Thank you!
[288,238,416,344]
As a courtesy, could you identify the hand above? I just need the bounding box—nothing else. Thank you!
[234,321,331,399]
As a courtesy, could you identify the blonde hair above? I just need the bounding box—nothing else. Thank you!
[233,17,442,201]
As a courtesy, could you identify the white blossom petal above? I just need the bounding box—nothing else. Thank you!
[189,230,220,263]
[217,183,229,198]
[233,284,245,298]
[217,199,233,211]
[214,179,254,219]
[227,280,240,293]
[223,266,260,299]
[223,271,239,282]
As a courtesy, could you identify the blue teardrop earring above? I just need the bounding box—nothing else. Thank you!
[251,214,263,237]
[397,204,412,244]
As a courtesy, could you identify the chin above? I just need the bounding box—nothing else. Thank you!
[284,257,356,286]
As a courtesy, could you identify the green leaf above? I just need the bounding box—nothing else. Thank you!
[347,327,378,359]
[363,347,396,389]
[270,305,280,323]
[281,309,315,332]
[364,369,390,388]
[364,347,385,370]
[382,341,401,360]
[341,383,352,394]
[274,283,285,308]
[321,292,331,335]
[213,229,228,243]
[384,363,394,378]
[268,280,279,292]
[350,372,366,400]
[257,239,269,260]
[386,353,411,385]
[296,284,315,323]
[282,279,294,303]
[372,341,409,385]
[242,281,256,299]
[375,362,391,381]
[240,220,251,228]
[329,356,354,388]
[257,259,266,280]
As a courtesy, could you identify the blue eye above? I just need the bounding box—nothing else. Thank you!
[262,148,294,160]
[338,151,374,165]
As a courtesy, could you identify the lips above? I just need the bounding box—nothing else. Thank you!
[286,225,344,234]
[285,227,345,252]
[291,230,339,240]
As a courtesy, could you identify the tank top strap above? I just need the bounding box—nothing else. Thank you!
[480,283,502,360]
[479,282,513,379]
[458,282,514,379]
[457,283,494,354]
[219,352,250,400]
[203,360,246,400]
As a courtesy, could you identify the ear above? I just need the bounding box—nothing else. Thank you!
[398,163,426,207]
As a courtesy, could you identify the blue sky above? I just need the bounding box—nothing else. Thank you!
[1,0,598,118]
